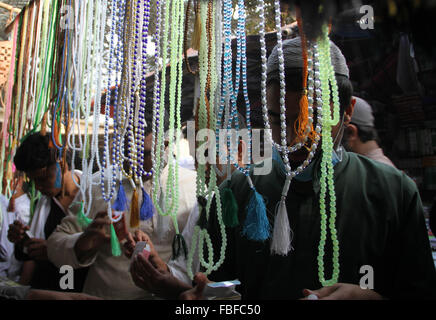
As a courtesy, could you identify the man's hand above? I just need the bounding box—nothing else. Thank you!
[74,211,111,263]
[124,230,168,273]
[130,252,191,299]
[179,273,209,300]
[27,239,48,260]
[7,220,30,244]
[301,283,384,300]
[124,229,153,259]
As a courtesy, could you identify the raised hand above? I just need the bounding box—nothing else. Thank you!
[74,211,111,263]
[7,220,30,244]
[301,283,383,300]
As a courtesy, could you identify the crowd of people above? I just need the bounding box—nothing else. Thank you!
[0,34,435,301]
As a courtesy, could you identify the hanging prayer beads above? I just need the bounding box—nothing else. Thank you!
[151,0,187,257]
[187,0,227,280]
[317,24,340,287]
[100,0,126,216]
[260,2,321,255]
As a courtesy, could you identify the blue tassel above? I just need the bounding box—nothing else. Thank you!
[140,187,154,221]
[113,183,128,212]
[242,188,270,241]
[54,162,62,189]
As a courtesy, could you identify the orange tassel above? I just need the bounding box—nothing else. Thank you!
[130,189,140,228]
[295,7,310,144]
[295,6,318,145]
[295,93,310,142]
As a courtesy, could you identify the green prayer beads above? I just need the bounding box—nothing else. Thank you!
[317,24,340,287]
[187,1,227,280]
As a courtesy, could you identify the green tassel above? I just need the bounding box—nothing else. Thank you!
[110,224,122,257]
[76,202,92,228]
[220,187,239,227]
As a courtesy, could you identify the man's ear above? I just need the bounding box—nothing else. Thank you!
[345,124,358,142]
[343,98,356,127]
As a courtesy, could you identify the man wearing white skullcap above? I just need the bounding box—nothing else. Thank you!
[200,36,436,300]
[343,96,396,168]
[127,36,436,300]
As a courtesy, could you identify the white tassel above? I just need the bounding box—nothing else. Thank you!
[270,177,294,256]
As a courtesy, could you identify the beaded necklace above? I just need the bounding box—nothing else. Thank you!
[27,1,43,126]
[112,0,133,197]
[215,0,233,169]
[257,2,320,255]
[183,0,198,75]
[151,0,171,211]
[88,0,108,216]
[100,0,126,219]
[215,0,248,173]
[151,0,186,257]
[19,5,37,139]
[34,0,59,132]
[317,24,340,287]
[127,0,141,187]
[51,0,72,157]
[138,0,152,180]
[150,0,162,203]
[187,0,227,279]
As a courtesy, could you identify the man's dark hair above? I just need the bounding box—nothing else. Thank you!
[267,68,353,117]
[14,132,72,173]
[352,123,379,143]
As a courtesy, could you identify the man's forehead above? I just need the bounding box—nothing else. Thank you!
[267,87,301,114]
[27,167,49,178]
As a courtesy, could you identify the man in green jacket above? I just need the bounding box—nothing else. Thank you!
[129,37,436,300]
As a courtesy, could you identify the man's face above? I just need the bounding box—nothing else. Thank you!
[27,163,61,197]
[267,82,346,166]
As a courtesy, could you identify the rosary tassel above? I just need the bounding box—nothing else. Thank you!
[196,196,208,229]
[270,177,293,255]
[76,202,92,228]
[221,187,239,228]
[130,188,140,228]
[54,162,62,189]
[110,224,122,256]
[191,2,202,51]
[172,233,188,260]
[242,179,270,241]
[270,198,294,255]
[113,183,128,212]
[140,187,154,221]
[295,7,311,143]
